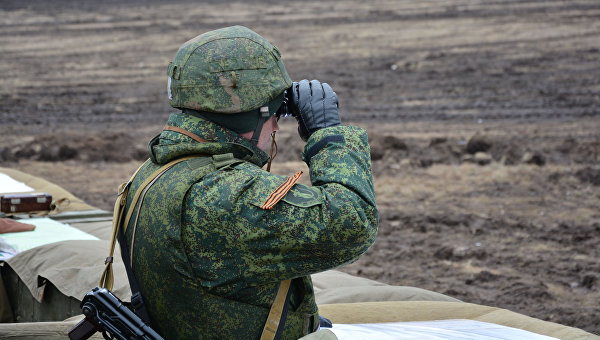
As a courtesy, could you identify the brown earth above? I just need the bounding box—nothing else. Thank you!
[1,0,599,335]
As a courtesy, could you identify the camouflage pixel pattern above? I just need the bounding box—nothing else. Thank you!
[122,112,378,339]
[168,26,292,114]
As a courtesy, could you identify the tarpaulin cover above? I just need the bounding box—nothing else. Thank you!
[0,167,597,340]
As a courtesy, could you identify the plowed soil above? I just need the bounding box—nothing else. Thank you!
[1,0,599,335]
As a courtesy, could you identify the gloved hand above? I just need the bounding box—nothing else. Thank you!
[291,79,341,141]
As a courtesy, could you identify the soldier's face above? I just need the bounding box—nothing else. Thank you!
[255,116,279,152]
[241,116,279,153]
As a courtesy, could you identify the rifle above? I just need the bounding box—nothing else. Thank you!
[68,287,164,340]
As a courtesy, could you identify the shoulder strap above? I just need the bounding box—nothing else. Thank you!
[99,156,198,291]
[122,155,200,234]
[98,155,204,327]
[261,279,293,340]
[163,125,207,143]
[98,159,146,292]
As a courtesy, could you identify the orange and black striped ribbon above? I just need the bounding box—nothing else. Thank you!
[260,171,303,210]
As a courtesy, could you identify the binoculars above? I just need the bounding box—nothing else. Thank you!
[275,88,298,120]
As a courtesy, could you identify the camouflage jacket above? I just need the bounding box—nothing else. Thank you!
[122,112,378,339]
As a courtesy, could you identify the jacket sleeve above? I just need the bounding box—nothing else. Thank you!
[181,125,378,288]
[246,125,378,283]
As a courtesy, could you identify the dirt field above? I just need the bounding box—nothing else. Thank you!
[1,0,599,335]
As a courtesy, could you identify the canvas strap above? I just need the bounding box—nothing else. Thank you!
[163,125,208,143]
[98,156,197,290]
[98,159,146,291]
[260,279,293,340]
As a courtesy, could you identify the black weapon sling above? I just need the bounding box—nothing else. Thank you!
[117,224,153,325]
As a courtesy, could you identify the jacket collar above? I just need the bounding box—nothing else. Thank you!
[148,112,270,167]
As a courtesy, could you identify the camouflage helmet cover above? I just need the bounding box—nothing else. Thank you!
[167,26,292,114]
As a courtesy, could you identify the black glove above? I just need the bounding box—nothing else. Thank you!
[291,79,341,141]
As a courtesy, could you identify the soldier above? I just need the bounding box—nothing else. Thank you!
[120,26,378,339]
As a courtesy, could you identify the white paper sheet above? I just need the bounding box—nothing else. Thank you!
[0,217,99,253]
[0,173,35,194]
[0,238,18,261]
[329,319,558,340]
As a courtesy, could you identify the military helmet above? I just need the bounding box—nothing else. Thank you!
[167,26,292,116]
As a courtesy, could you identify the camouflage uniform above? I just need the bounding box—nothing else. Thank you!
[122,112,378,339]
[121,25,378,340]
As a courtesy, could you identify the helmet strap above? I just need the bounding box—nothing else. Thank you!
[266,132,278,172]
[250,106,271,146]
